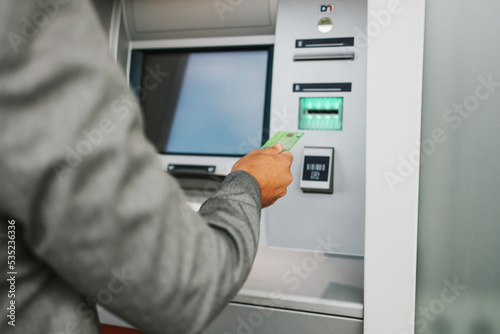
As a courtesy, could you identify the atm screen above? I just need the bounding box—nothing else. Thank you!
[130,46,272,156]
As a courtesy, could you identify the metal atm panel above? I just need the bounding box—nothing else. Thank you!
[264,0,367,256]
[205,0,367,331]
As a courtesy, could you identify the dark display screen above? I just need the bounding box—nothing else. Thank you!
[130,47,272,156]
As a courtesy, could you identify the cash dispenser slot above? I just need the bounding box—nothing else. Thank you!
[298,97,344,131]
[293,53,355,61]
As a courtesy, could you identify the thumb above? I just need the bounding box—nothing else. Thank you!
[273,143,284,152]
[261,143,283,154]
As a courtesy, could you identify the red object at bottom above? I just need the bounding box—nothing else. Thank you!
[101,324,143,334]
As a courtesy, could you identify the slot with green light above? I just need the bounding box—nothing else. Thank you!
[298,97,343,131]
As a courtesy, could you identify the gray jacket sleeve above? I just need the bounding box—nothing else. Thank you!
[0,1,261,333]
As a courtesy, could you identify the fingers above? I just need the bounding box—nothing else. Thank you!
[261,144,293,165]
[257,145,293,168]
[280,151,294,163]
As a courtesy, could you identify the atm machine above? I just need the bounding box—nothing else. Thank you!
[94,0,426,333]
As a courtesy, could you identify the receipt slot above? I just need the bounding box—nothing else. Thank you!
[300,147,334,194]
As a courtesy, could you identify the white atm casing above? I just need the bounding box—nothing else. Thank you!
[95,0,426,333]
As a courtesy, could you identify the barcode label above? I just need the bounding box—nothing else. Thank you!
[307,163,326,171]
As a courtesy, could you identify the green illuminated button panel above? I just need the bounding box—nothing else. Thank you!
[298,97,343,131]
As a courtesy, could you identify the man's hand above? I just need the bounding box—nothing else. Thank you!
[231,143,293,208]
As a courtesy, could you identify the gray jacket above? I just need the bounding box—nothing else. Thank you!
[0,1,261,333]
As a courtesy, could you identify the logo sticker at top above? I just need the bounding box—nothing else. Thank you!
[319,4,334,13]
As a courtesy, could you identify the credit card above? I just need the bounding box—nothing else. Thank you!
[261,131,304,151]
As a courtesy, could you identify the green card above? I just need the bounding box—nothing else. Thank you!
[261,131,304,151]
